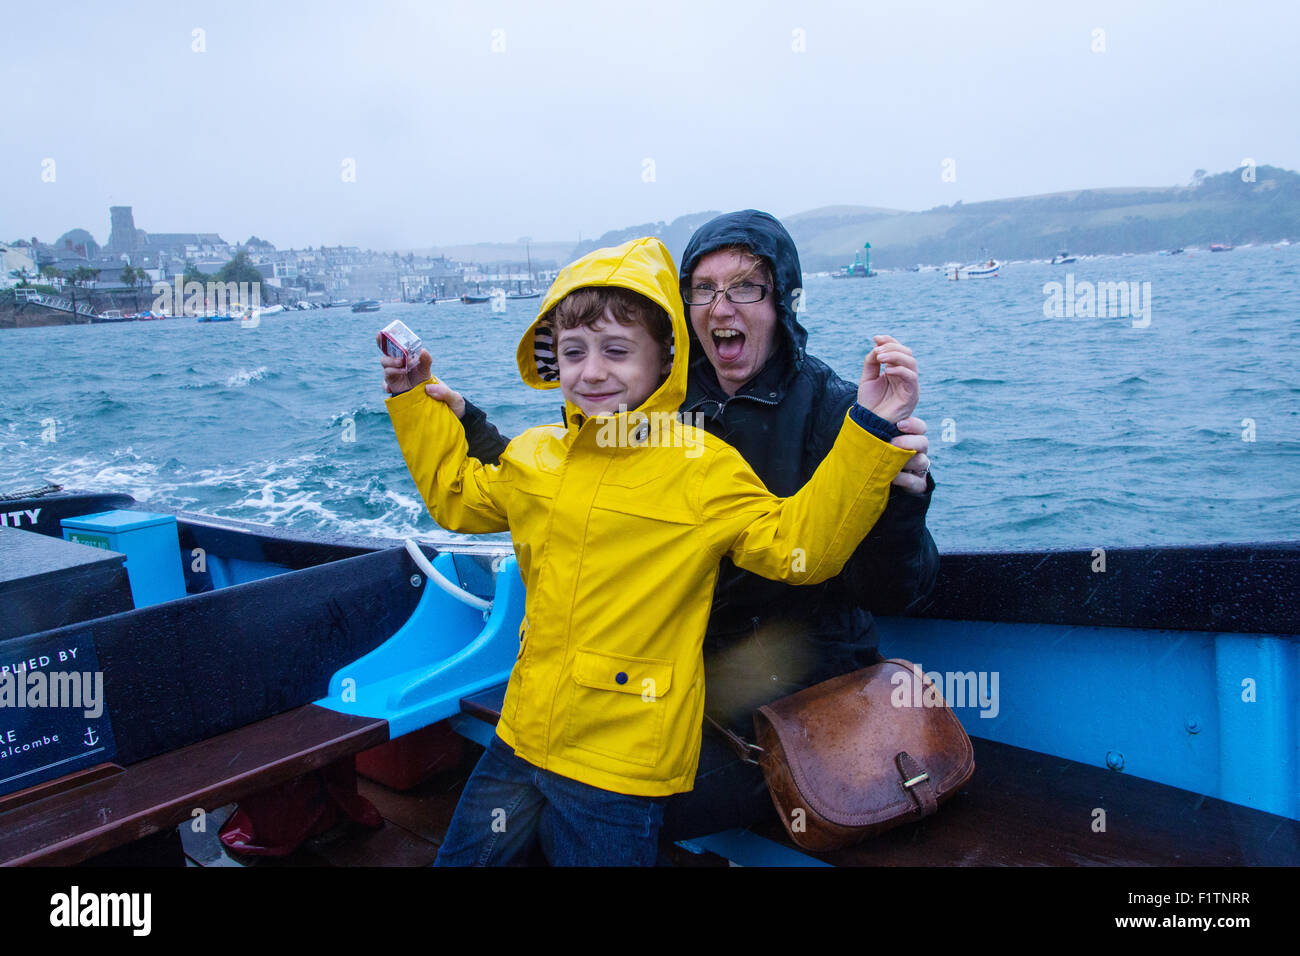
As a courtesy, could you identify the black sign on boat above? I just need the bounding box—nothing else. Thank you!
[0,630,117,798]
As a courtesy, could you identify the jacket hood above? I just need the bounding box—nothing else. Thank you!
[678,209,808,371]
[517,236,687,426]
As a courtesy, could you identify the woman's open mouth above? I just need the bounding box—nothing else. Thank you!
[711,327,746,363]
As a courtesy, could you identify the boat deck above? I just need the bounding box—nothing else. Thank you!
[175,743,726,868]
[181,760,475,868]
[188,707,1300,867]
[172,735,1298,867]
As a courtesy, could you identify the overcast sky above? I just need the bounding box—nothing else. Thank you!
[4,0,1297,251]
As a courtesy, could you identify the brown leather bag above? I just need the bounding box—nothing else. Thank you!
[712,659,975,852]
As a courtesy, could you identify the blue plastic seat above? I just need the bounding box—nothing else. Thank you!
[317,550,526,740]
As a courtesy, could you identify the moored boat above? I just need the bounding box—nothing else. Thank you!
[92,309,135,323]
[947,259,1000,280]
[351,300,382,313]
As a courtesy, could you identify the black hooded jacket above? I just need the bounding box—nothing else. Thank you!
[456,210,938,730]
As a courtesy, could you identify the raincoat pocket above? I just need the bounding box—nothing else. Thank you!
[565,648,675,768]
[591,487,699,527]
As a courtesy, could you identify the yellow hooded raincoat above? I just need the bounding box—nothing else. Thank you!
[386,237,915,796]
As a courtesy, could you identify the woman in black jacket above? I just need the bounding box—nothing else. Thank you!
[423,210,937,839]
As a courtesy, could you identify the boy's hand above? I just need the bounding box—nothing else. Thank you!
[858,334,919,424]
[891,417,930,495]
[375,335,468,419]
[377,333,432,395]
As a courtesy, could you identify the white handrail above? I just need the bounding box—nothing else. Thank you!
[404,538,492,612]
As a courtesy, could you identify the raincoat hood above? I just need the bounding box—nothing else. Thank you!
[516,236,687,428]
[678,209,809,371]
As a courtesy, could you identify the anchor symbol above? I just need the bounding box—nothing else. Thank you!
[83,727,99,747]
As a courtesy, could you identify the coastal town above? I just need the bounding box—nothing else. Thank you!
[0,206,560,326]
[4,164,1296,328]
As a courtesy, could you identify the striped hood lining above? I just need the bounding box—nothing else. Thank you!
[534,316,559,382]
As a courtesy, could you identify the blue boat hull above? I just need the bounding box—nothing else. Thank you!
[2,489,1296,855]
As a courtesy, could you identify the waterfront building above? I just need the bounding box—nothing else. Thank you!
[0,243,38,287]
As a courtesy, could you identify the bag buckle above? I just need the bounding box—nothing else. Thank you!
[895,751,940,818]
[901,771,930,789]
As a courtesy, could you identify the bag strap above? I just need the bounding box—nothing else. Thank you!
[705,713,765,765]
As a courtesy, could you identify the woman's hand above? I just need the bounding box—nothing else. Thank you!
[422,381,466,419]
[890,417,930,495]
[858,334,919,424]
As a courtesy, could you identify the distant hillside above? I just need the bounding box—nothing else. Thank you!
[418,219,719,270]
[568,211,723,269]
[784,166,1300,270]
[547,166,1298,273]
[415,165,1298,272]
[782,204,908,224]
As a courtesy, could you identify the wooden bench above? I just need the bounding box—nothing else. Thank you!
[452,684,1300,866]
[0,705,387,866]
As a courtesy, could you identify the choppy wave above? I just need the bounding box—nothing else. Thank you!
[3,253,1298,551]
[177,366,277,390]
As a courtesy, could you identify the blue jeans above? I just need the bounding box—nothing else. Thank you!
[434,734,667,866]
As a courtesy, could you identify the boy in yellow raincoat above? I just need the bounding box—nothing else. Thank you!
[379,236,919,865]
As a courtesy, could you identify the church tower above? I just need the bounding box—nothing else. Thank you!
[108,206,138,253]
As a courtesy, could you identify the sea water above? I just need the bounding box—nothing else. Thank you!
[2,245,1296,552]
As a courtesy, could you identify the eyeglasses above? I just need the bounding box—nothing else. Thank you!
[683,282,769,307]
